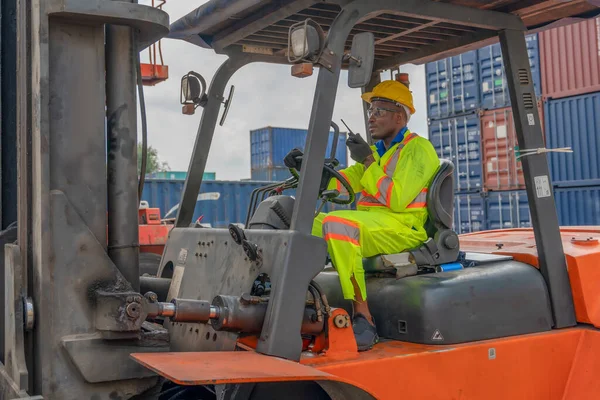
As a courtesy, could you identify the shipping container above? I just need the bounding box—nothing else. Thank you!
[426,50,479,119]
[429,113,483,192]
[485,190,531,230]
[544,93,600,187]
[554,186,600,226]
[142,180,267,227]
[250,167,293,182]
[480,103,544,191]
[142,179,351,228]
[145,171,215,181]
[454,192,485,234]
[250,127,348,170]
[540,18,600,99]
[478,34,541,110]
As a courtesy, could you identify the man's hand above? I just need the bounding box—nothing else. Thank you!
[346,132,373,164]
[284,148,303,170]
[363,154,375,168]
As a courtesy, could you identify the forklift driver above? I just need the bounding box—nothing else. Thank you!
[285,80,440,351]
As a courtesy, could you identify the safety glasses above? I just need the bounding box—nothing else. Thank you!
[367,106,399,119]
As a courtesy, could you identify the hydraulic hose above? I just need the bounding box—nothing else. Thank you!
[135,36,148,202]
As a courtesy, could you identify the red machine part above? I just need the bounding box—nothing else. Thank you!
[141,0,168,86]
[138,207,173,255]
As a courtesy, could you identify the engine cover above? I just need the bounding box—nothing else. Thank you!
[314,255,553,345]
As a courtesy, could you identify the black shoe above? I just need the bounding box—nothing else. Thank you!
[353,313,379,351]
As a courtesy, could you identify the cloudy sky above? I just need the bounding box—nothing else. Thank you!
[139,0,428,180]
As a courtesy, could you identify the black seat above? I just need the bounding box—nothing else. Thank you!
[362,159,460,277]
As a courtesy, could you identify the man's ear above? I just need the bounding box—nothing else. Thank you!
[394,110,405,125]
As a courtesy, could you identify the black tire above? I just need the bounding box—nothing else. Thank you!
[139,252,162,276]
[155,381,331,400]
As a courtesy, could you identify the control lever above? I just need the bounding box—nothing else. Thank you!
[228,223,246,245]
[229,223,261,263]
[242,240,259,262]
[316,189,340,215]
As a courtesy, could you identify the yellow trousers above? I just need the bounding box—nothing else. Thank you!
[312,210,426,301]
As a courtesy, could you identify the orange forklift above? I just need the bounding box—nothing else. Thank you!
[127,1,600,399]
[3,0,600,399]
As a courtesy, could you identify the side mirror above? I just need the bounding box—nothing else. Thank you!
[347,32,375,89]
[180,71,208,115]
[219,85,235,126]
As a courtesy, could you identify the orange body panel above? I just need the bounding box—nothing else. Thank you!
[303,329,595,399]
[562,330,600,399]
[459,227,600,328]
[133,328,600,399]
[131,351,333,385]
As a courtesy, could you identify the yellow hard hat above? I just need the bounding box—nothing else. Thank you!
[361,80,415,115]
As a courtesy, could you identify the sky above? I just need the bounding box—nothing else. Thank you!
[138,0,428,180]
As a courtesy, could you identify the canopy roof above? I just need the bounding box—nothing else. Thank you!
[168,0,600,69]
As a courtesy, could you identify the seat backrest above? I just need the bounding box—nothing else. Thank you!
[426,159,455,231]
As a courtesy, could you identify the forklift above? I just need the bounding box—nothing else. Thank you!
[1,0,599,399]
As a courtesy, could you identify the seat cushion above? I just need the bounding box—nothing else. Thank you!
[363,253,417,278]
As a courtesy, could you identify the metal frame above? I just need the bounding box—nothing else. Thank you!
[168,0,575,364]
[174,48,288,228]
[498,29,576,328]
[12,1,171,397]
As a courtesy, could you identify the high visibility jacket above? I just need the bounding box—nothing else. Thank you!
[330,130,440,228]
[314,129,440,300]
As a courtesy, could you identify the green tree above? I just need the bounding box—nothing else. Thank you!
[138,143,170,175]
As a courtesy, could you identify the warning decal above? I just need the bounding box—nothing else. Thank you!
[432,330,444,341]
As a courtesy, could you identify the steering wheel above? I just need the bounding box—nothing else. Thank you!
[288,166,355,205]
[288,137,356,206]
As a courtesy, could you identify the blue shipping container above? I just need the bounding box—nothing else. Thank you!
[142,179,351,228]
[454,192,486,234]
[429,113,483,192]
[142,180,269,228]
[250,127,348,170]
[478,34,541,110]
[426,50,479,119]
[544,93,600,187]
[485,190,531,230]
[553,186,600,226]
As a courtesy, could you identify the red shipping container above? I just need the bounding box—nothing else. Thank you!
[481,103,544,191]
[540,18,600,99]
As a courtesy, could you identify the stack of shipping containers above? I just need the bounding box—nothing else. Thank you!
[539,19,600,226]
[426,18,600,233]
